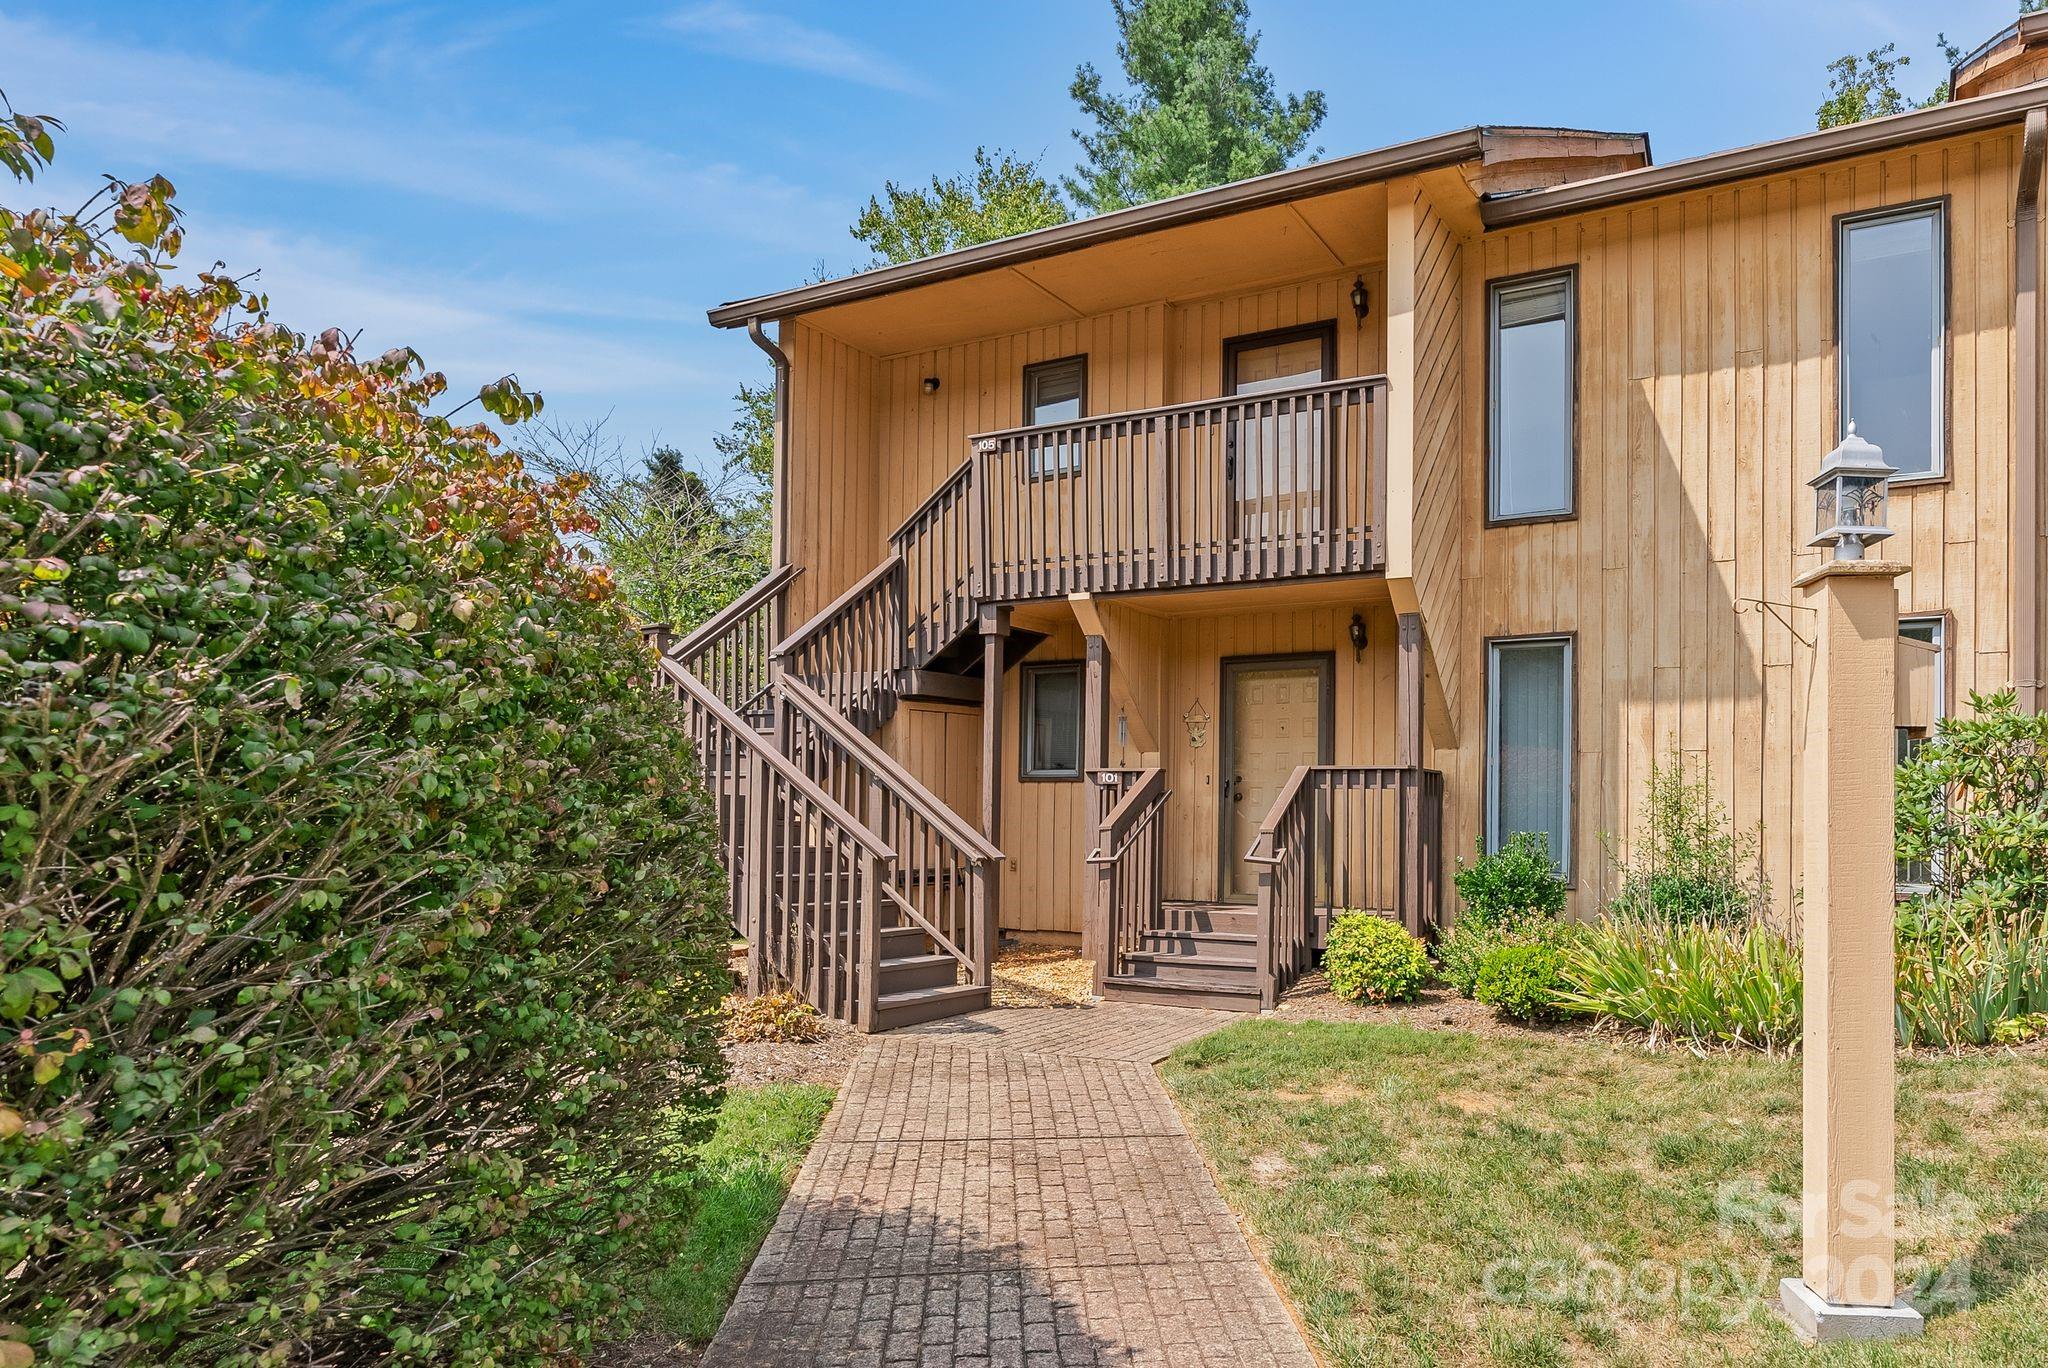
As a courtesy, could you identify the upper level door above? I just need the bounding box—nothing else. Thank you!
[1225,324,1334,557]
[1219,655,1332,902]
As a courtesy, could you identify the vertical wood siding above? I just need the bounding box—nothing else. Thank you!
[1410,190,1468,725]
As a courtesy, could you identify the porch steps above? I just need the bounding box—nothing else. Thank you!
[1098,902,1269,1013]
[874,982,990,1030]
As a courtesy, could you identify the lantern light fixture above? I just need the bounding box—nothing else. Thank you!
[1807,423,1896,562]
[921,376,941,394]
[1349,275,1370,323]
[1348,611,1368,660]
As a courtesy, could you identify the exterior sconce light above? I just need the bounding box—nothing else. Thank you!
[1350,275,1370,322]
[1807,424,1895,562]
[1348,611,1368,660]
[921,376,941,394]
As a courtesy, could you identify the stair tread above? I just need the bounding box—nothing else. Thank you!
[1137,929,1257,944]
[1102,972,1262,998]
[1122,948,1256,968]
[880,951,958,971]
[877,982,986,1006]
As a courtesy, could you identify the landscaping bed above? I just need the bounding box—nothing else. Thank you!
[1162,1018,2048,1367]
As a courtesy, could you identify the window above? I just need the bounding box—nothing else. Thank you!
[1486,636,1574,877]
[1488,271,1576,522]
[1838,203,1945,479]
[1021,663,1083,779]
[1896,616,1946,889]
[1225,326,1331,396]
[1023,356,1086,477]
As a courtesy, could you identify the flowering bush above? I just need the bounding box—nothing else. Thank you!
[0,118,727,1362]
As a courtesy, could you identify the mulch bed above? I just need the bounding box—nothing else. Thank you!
[1269,969,1605,1042]
[991,943,1097,1008]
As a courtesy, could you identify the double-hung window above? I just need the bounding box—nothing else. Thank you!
[1021,663,1083,780]
[1838,203,1945,479]
[1486,636,1574,877]
[1024,356,1086,478]
[1488,271,1576,522]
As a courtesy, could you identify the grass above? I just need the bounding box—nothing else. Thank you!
[1161,1020,2048,1367]
[636,1082,833,1348]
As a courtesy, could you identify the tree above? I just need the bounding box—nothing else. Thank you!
[1815,5,2048,128]
[1065,0,1326,213]
[852,146,1070,265]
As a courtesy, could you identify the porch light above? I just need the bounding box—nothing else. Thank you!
[1350,275,1370,322]
[1808,424,1895,562]
[1348,611,1368,660]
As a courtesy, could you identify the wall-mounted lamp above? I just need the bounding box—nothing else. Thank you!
[1349,275,1370,323]
[1348,611,1368,661]
[921,376,941,394]
[1808,423,1895,562]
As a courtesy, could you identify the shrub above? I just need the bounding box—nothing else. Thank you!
[721,990,827,1044]
[1556,917,1803,1051]
[1451,832,1567,934]
[1894,912,2048,1049]
[1433,924,1493,999]
[1473,937,1571,1022]
[1896,689,2048,935]
[1324,913,1432,1004]
[1991,1012,2048,1046]
[1608,755,1768,926]
[1,134,728,1361]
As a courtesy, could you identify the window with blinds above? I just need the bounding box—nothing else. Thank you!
[1488,272,1576,522]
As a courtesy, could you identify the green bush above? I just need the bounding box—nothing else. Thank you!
[1896,689,2048,935]
[1557,917,1803,1051]
[1324,913,1432,1004]
[1473,937,1571,1022]
[1451,831,1567,934]
[1432,925,1493,999]
[1,134,727,1361]
[1607,755,1768,926]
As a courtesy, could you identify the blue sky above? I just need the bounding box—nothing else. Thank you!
[0,1,2021,472]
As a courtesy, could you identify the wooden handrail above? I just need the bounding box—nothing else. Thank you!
[657,656,897,860]
[774,555,905,662]
[669,562,800,661]
[778,675,1003,862]
[1244,763,1319,864]
[971,374,1389,444]
[1086,768,1166,862]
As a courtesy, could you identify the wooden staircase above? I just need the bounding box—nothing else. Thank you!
[1100,903,1265,1012]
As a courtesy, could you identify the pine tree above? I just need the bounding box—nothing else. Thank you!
[1065,0,1325,214]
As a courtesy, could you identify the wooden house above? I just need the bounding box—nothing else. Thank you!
[655,37,2048,1029]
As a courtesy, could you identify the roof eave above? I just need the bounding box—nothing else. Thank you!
[706,126,1488,329]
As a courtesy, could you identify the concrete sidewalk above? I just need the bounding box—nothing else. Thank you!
[701,1004,1316,1367]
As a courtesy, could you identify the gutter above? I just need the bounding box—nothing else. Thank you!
[745,317,792,585]
[706,127,1490,328]
[1482,82,2048,228]
[2017,109,2046,713]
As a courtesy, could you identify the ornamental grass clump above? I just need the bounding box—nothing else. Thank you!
[0,119,727,1363]
[1556,917,1804,1052]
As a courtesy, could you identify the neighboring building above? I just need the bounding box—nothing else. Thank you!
[660,30,2048,1029]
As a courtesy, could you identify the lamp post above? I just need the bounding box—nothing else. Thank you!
[1779,429,1922,1343]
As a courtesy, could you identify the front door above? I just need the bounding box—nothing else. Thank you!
[1220,656,1331,902]
[1225,325,1333,556]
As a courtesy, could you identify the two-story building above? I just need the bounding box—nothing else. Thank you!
[656,22,2048,1029]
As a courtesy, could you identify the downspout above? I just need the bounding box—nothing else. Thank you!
[746,316,792,645]
[2016,109,2046,713]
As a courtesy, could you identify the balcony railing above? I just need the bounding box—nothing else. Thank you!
[971,375,1387,604]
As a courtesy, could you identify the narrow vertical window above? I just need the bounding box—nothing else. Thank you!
[1488,271,1575,521]
[1839,203,1945,479]
[1486,636,1574,876]
[1021,663,1083,779]
[1023,356,1086,477]
[1896,615,1945,889]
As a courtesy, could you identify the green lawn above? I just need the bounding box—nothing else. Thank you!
[636,1082,833,1348]
[1161,1021,2048,1367]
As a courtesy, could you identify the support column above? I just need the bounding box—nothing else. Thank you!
[1081,633,1111,973]
[979,605,1011,973]
[1779,558,1921,1343]
[1395,613,1425,936]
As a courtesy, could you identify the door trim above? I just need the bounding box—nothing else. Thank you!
[1216,652,1335,903]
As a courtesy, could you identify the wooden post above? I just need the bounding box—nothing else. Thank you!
[857,846,883,1033]
[1395,613,1424,935]
[1082,633,1112,971]
[1778,558,1921,1343]
[743,747,773,997]
[979,604,1009,966]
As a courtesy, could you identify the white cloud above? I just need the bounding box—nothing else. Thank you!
[662,2,929,95]
[0,13,847,251]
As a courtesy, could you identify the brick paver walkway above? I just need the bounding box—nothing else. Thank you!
[702,1004,1316,1367]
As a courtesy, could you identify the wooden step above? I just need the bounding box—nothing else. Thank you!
[1161,903,1259,936]
[873,982,989,1030]
[1098,973,1263,1013]
[877,951,961,994]
[1135,928,1257,957]
[878,925,928,956]
[1117,952,1259,984]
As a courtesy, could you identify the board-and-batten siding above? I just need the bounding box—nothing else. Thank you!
[1443,127,2022,920]
[1408,189,1467,728]
[782,323,879,627]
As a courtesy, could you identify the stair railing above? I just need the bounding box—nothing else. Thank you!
[664,562,800,728]
[774,556,907,734]
[777,675,1001,990]
[889,458,977,667]
[657,655,895,1027]
[1246,765,1447,1007]
[1084,767,1168,990]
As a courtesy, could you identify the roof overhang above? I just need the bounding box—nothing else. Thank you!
[1481,80,2048,229]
